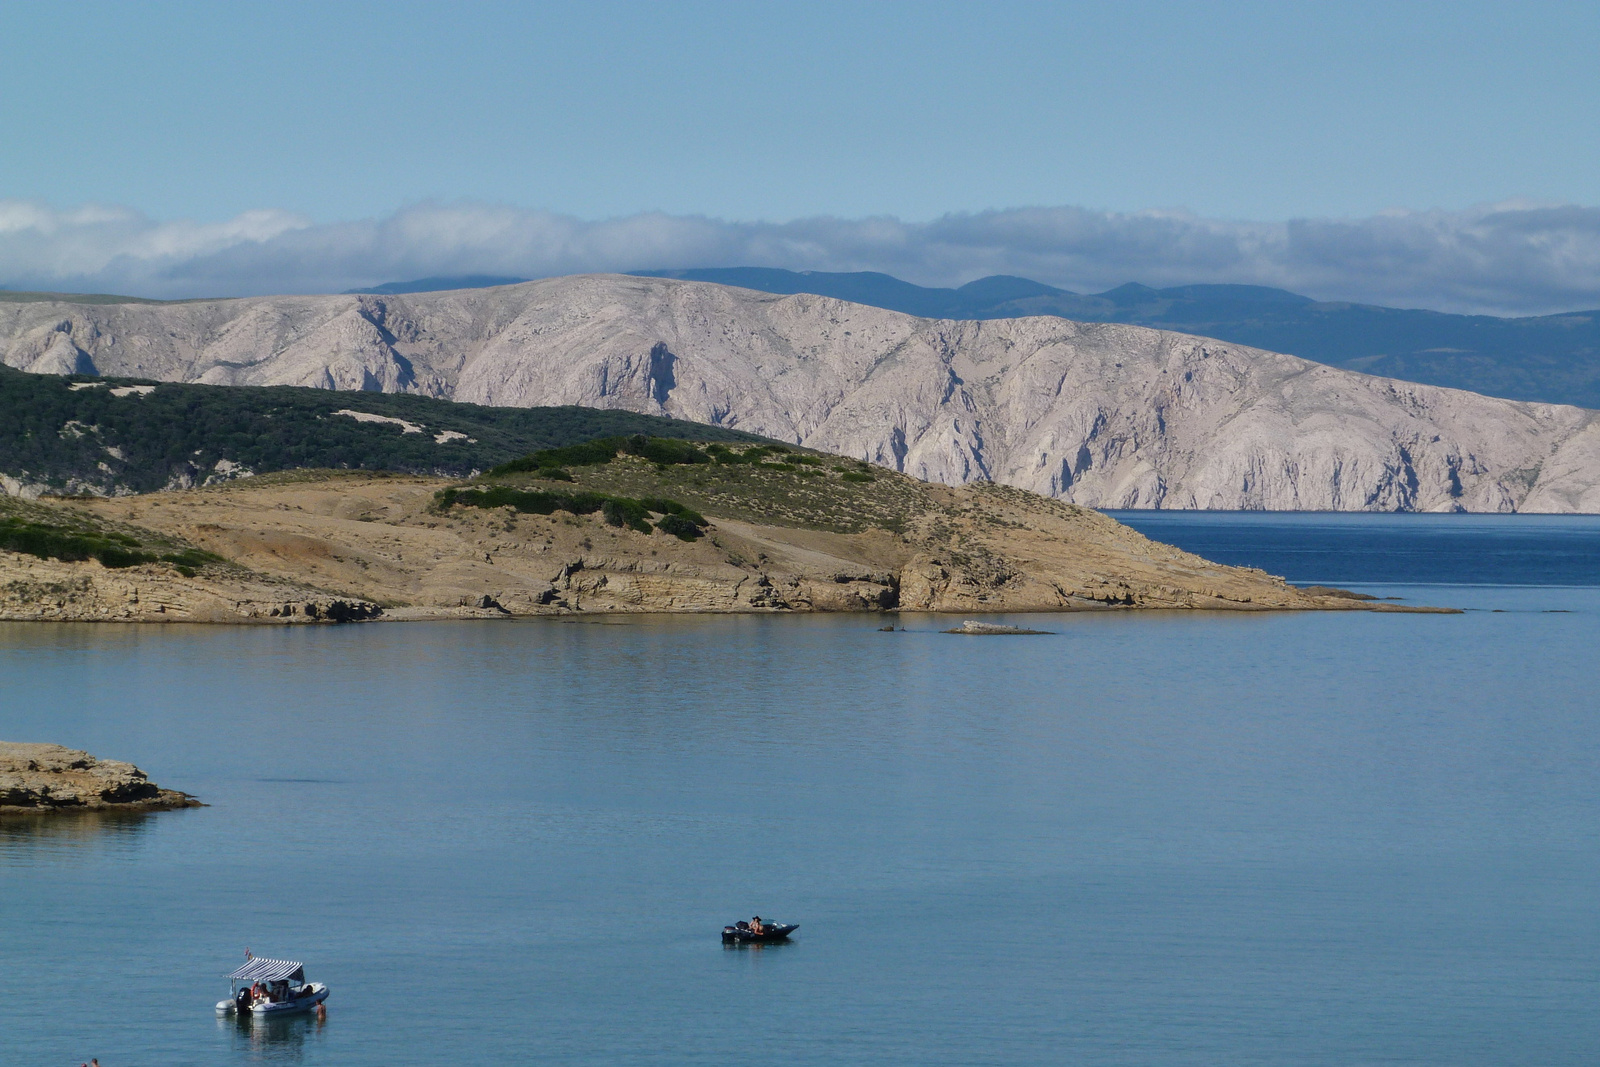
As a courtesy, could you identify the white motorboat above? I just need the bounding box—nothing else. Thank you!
[215,956,329,1016]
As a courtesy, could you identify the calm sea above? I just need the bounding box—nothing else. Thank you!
[3,513,1599,1066]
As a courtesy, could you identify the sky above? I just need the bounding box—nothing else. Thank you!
[2,0,1599,313]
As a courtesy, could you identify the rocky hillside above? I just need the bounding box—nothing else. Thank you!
[0,492,382,622]
[639,269,1600,410]
[2,444,1440,621]
[4,275,1598,512]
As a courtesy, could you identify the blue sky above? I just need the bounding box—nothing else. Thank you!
[3,0,1600,311]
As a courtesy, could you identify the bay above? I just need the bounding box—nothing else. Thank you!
[2,513,1598,1066]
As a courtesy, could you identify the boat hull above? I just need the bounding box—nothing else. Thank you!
[722,923,798,943]
[216,983,329,1016]
[253,983,329,1015]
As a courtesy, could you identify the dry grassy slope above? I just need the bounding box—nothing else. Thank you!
[0,493,379,623]
[4,460,1446,619]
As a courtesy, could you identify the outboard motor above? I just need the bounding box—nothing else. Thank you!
[235,987,251,1015]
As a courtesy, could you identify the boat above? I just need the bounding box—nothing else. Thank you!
[215,956,329,1016]
[722,920,798,943]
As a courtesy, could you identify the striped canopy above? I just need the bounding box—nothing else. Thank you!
[227,958,304,983]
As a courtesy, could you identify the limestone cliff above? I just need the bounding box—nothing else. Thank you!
[5,274,1595,511]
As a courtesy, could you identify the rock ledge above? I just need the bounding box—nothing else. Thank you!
[0,742,201,813]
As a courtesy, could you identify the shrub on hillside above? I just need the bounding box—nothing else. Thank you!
[655,513,705,541]
[488,434,714,478]
[436,485,709,539]
[0,516,220,573]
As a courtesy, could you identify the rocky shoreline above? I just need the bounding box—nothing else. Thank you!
[0,742,201,814]
[1,471,1460,623]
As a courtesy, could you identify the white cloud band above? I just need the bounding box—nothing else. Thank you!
[2,198,1599,316]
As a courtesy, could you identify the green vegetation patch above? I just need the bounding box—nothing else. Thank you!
[0,364,769,496]
[449,435,909,535]
[487,434,715,478]
[435,484,710,541]
[0,499,223,575]
[486,436,858,484]
[485,448,917,535]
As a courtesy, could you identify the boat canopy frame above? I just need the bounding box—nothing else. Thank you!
[226,958,305,984]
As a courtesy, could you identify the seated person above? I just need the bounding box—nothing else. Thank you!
[749,916,764,935]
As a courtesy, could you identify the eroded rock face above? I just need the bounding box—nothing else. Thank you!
[0,742,200,812]
[0,552,384,624]
[4,275,1600,512]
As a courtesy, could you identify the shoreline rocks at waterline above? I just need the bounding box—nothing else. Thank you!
[0,742,201,813]
[942,620,1054,635]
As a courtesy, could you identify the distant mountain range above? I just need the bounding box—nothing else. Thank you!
[5,274,1598,511]
[329,268,1600,409]
[345,274,530,295]
[637,269,1600,410]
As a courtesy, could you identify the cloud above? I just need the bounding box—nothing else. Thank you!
[3,198,1600,316]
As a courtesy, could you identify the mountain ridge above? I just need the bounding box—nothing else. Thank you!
[3,273,1598,512]
[11,270,1599,407]
[636,268,1600,408]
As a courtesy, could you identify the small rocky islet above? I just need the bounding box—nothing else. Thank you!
[942,620,1054,635]
[0,741,200,814]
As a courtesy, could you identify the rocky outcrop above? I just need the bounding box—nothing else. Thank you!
[0,742,200,813]
[4,275,1600,511]
[943,620,1053,635]
[0,550,383,624]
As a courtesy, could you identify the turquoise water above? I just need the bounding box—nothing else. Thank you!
[2,515,1598,1066]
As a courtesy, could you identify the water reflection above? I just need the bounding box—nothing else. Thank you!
[218,1009,328,1062]
[0,809,163,858]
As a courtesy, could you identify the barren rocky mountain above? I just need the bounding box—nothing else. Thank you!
[5,274,1598,512]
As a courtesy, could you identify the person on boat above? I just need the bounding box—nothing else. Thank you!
[750,915,764,935]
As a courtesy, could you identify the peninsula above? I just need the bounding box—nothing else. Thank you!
[0,436,1447,622]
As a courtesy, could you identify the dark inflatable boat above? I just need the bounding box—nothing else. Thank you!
[722,921,798,944]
